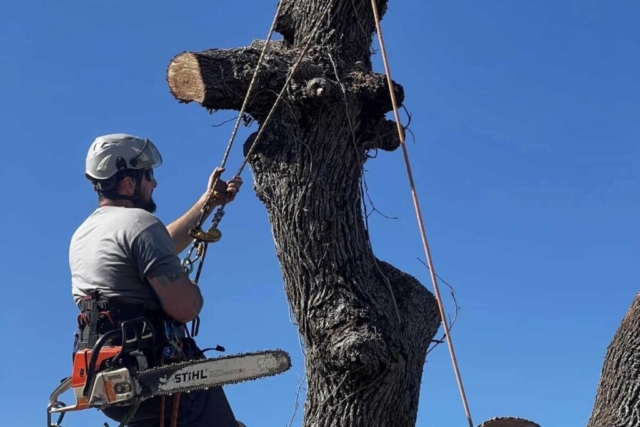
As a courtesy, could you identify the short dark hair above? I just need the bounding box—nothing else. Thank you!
[89,169,143,200]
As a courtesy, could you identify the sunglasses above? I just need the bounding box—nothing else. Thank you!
[143,169,155,181]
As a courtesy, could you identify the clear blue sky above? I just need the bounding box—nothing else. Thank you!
[1,1,638,426]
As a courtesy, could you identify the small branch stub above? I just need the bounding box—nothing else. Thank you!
[305,77,335,98]
[363,119,403,152]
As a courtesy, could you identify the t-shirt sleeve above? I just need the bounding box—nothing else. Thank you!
[131,221,184,281]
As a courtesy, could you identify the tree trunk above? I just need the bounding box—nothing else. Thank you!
[167,0,442,426]
[587,294,640,427]
[165,2,559,426]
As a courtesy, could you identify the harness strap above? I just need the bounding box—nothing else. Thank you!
[79,290,109,348]
[76,292,170,353]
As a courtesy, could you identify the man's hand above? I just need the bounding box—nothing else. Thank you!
[207,167,243,206]
[169,167,244,254]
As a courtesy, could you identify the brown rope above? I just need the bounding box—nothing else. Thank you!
[218,0,284,169]
[368,1,474,426]
[170,394,181,427]
[157,342,185,427]
[160,395,166,427]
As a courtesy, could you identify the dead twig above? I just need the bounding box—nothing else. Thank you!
[362,171,399,221]
[211,116,238,128]
[286,370,307,427]
[416,258,461,355]
[401,105,417,145]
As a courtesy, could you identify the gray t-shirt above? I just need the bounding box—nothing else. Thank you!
[69,206,184,310]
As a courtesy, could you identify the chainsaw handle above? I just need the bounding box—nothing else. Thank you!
[82,329,121,398]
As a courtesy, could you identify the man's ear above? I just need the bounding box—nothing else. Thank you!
[118,176,136,196]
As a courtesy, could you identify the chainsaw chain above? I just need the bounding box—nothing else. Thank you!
[136,349,291,399]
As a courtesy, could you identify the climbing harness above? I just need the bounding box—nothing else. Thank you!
[68,291,185,427]
[369,1,475,426]
[50,290,289,427]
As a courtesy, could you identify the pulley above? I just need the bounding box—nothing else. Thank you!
[188,226,222,243]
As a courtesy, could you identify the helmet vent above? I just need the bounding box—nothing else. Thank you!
[96,155,112,172]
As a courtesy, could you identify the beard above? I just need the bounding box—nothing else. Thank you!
[136,194,157,214]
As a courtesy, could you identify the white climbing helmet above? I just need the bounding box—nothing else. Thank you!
[85,133,163,181]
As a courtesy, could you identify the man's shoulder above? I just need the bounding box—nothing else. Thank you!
[118,207,163,226]
[74,207,167,239]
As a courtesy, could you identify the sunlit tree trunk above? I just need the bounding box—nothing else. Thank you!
[167,1,439,425]
[587,294,640,427]
[166,1,543,426]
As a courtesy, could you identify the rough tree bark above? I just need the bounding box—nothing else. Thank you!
[587,293,640,427]
[166,1,543,426]
[167,0,441,426]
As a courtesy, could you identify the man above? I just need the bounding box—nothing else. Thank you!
[70,133,244,426]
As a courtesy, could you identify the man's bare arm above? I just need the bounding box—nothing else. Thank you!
[166,193,211,254]
[147,272,203,323]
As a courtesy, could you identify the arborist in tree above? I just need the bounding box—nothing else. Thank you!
[70,133,245,427]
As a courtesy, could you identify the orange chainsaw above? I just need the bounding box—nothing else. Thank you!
[46,318,291,427]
